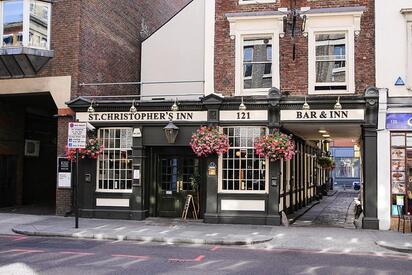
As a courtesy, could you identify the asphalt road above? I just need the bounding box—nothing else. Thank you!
[0,234,411,275]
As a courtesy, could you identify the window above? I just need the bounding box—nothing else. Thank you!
[160,158,199,192]
[242,38,273,91]
[314,33,347,91]
[227,12,282,95]
[97,128,133,192]
[1,0,51,49]
[220,127,268,193]
[2,0,23,47]
[305,9,363,95]
[29,0,50,48]
[390,133,412,216]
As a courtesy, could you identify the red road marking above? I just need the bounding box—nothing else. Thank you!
[11,249,45,253]
[168,255,205,262]
[60,251,95,256]
[12,236,28,241]
[211,245,220,251]
[112,254,149,260]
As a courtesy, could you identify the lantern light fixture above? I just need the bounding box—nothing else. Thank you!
[334,96,342,110]
[163,120,179,144]
[239,97,247,111]
[87,100,95,113]
[302,96,310,110]
[171,98,179,112]
[129,100,138,113]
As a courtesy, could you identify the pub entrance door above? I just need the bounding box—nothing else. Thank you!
[156,155,201,218]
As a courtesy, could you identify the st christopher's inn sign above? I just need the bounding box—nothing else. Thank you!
[76,110,268,123]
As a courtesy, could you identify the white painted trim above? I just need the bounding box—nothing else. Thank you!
[204,0,215,95]
[306,10,363,95]
[221,199,265,211]
[308,29,354,95]
[402,10,412,90]
[0,3,3,45]
[96,198,130,207]
[23,0,30,47]
[227,14,283,96]
[218,126,269,194]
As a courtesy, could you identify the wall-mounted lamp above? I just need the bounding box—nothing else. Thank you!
[171,98,179,112]
[334,96,342,110]
[87,100,95,113]
[163,120,179,144]
[239,97,247,111]
[302,97,310,110]
[129,100,138,113]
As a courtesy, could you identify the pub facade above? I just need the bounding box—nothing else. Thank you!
[66,0,380,228]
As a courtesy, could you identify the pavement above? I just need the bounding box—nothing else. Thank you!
[2,190,411,254]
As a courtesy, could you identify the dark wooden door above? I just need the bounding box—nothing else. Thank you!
[0,155,17,207]
[157,157,200,218]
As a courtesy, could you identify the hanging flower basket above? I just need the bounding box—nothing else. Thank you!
[65,138,104,161]
[254,130,295,161]
[318,156,335,170]
[190,126,229,157]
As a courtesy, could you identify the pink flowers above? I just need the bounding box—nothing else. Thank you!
[254,130,295,161]
[190,126,229,157]
[65,138,104,161]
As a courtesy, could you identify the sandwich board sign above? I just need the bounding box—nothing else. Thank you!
[67,122,87,149]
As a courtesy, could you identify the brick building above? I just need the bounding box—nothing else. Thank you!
[0,0,190,215]
[66,0,380,229]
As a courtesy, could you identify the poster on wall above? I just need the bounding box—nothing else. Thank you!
[391,149,405,160]
[57,157,72,188]
[392,172,406,182]
[120,129,133,149]
[392,182,406,194]
[392,160,405,171]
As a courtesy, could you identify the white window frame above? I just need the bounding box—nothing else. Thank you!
[239,0,277,5]
[227,13,283,96]
[305,10,363,95]
[218,126,269,194]
[308,28,354,95]
[241,35,274,94]
[0,0,51,50]
[96,127,133,194]
[311,31,350,94]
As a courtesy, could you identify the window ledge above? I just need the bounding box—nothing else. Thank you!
[0,47,54,78]
[309,90,354,95]
[238,0,277,5]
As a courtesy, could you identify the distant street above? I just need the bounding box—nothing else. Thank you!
[0,234,411,275]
